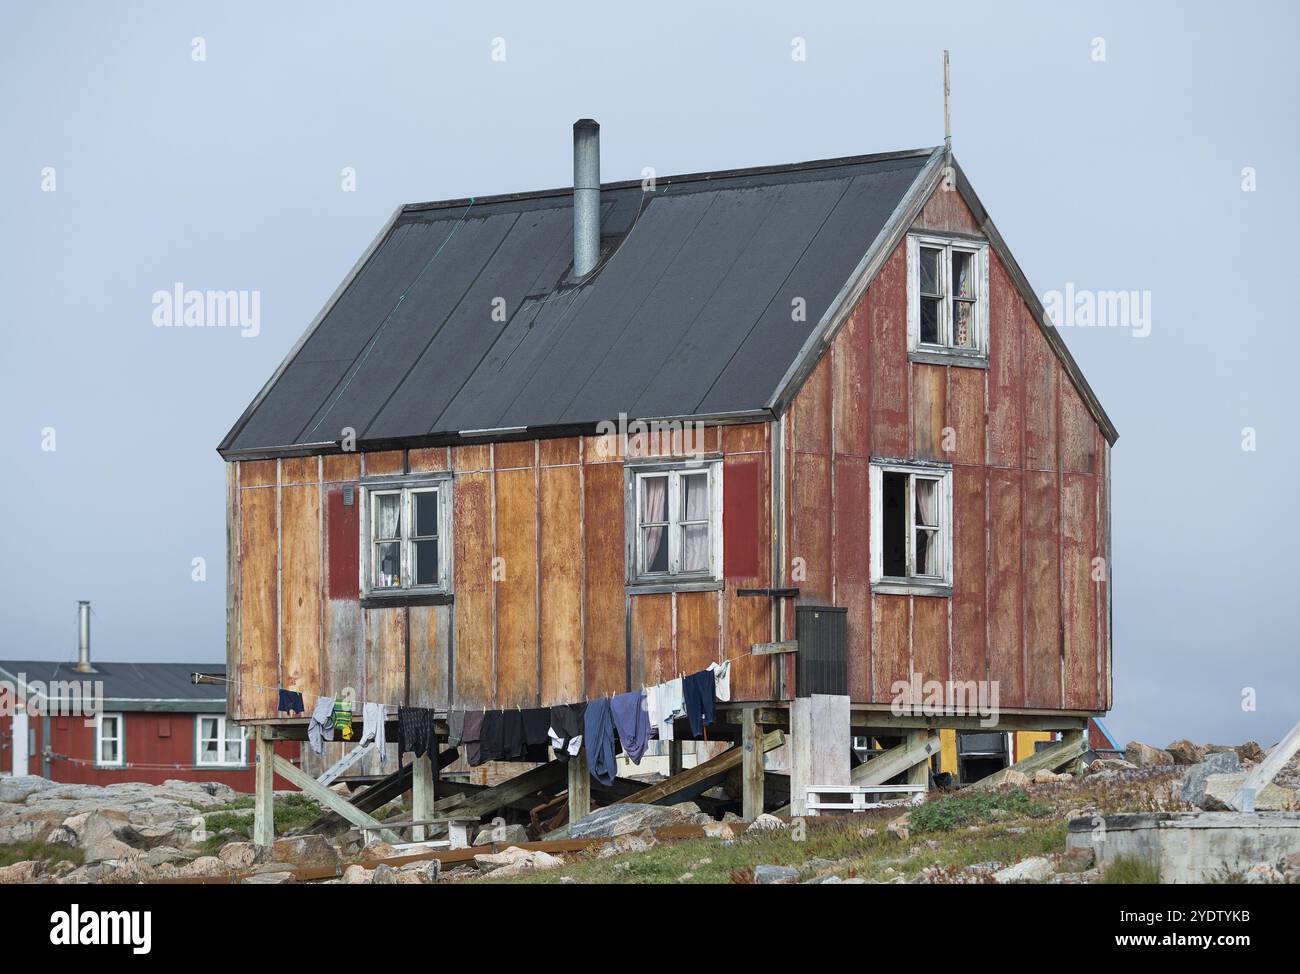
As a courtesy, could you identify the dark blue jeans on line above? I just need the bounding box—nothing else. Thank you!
[683,670,716,737]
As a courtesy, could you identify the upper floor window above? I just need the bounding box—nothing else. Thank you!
[627,460,722,588]
[362,476,452,596]
[196,715,247,767]
[907,233,989,362]
[95,712,124,768]
[870,461,952,593]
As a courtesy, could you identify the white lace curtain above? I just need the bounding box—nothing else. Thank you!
[643,476,667,571]
[681,475,709,573]
[914,478,942,576]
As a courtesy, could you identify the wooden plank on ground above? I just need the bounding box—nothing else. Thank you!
[272,754,401,844]
[616,730,784,807]
[970,734,1088,790]
[855,733,941,786]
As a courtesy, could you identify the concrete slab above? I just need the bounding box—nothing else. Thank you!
[1068,811,1300,883]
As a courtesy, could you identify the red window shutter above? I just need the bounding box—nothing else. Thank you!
[327,484,360,599]
[723,459,762,581]
[158,718,171,737]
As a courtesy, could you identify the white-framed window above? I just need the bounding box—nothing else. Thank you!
[361,475,452,595]
[95,712,124,768]
[196,715,247,767]
[627,461,723,586]
[870,461,953,591]
[906,233,989,359]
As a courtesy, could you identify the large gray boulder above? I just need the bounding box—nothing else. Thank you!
[271,834,339,869]
[473,822,530,847]
[569,803,708,838]
[993,857,1054,884]
[1125,741,1173,768]
[59,810,141,863]
[0,776,54,804]
[1180,751,1241,806]
[1165,740,1206,765]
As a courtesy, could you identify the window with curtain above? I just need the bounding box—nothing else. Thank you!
[872,462,952,588]
[362,477,451,596]
[196,716,247,766]
[908,233,988,358]
[631,462,721,584]
[95,713,124,767]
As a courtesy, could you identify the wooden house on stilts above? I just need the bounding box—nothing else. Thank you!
[218,119,1116,846]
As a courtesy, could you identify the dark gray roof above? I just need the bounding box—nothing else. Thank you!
[0,660,227,713]
[220,148,938,455]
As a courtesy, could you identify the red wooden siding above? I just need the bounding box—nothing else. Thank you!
[782,184,1110,713]
[0,709,296,791]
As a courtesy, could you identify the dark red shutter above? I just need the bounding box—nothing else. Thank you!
[327,485,360,599]
[723,460,762,580]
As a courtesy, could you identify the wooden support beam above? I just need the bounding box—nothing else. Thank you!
[295,746,461,836]
[316,742,375,787]
[446,760,565,821]
[616,730,784,807]
[971,734,1088,790]
[412,751,436,842]
[742,707,765,820]
[669,739,683,777]
[253,726,275,849]
[271,754,402,845]
[905,730,930,790]
[568,751,591,825]
[751,640,799,656]
[853,733,941,787]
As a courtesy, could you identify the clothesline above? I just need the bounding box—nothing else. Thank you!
[204,642,760,706]
[49,753,235,772]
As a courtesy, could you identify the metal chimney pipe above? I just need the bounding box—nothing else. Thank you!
[572,118,601,278]
[75,600,94,674]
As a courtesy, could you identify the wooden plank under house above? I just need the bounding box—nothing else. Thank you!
[218,121,1117,846]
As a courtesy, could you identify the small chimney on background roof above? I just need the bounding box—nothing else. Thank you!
[75,600,95,674]
[572,118,601,278]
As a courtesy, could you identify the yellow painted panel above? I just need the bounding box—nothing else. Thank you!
[939,728,958,775]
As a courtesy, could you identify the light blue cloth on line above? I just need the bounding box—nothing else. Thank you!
[359,702,386,768]
[307,695,335,755]
[583,698,617,786]
[611,689,651,765]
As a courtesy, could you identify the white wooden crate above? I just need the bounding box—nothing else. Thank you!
[805,783,926,815]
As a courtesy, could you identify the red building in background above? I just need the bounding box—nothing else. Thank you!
[0,658,294,792]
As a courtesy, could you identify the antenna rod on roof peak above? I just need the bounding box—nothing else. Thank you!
[943,50,952,154]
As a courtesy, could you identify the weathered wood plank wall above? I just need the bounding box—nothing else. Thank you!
[227,424,773,719]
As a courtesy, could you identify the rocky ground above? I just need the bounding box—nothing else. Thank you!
[0,737,1295,885]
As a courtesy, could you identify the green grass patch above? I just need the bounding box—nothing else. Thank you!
[909,788,1051,833]
[0,841,85,869]
[1100,855,1160,884]
[197,793,322,854]
[477,813,1067,885]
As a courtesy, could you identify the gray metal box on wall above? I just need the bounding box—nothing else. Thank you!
[795,605,848,697]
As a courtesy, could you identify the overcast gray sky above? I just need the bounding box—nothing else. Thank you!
[1,1,1295,750]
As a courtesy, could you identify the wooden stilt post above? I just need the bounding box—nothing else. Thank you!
[742,706,765,820]
[669,739,683,777]
[568,749,591,825]
[905,730,931,791]
[412,750,436,841]
[253,725,275,849]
